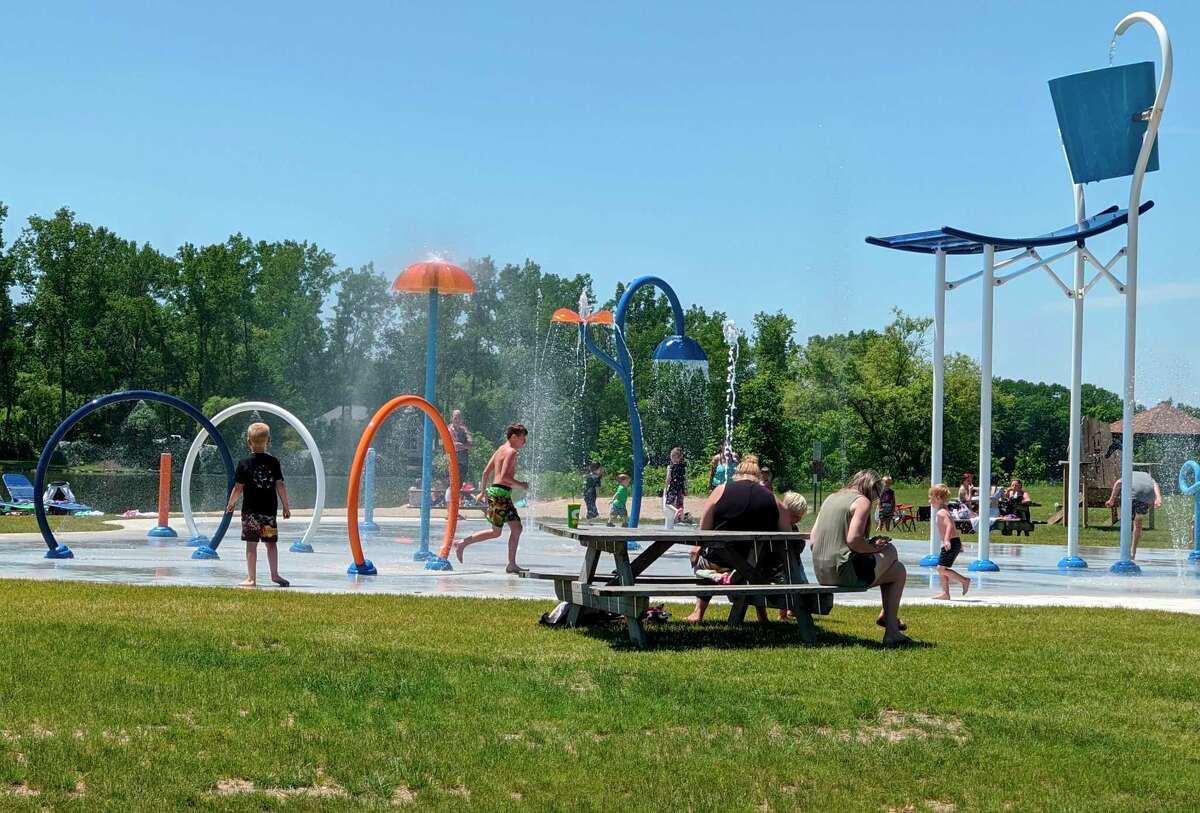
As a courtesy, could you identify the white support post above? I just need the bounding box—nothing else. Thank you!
[1111,11,1171,575]
[971,243,999,572]
[1062,183,1088,568]
[923,249,947,567]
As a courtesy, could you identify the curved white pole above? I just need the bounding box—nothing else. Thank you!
[1113,12,1171,571]
[180,402,326,551]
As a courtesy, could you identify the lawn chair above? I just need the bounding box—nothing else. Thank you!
[893,503,917,534]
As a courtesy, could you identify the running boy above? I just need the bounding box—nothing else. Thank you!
[608,473,631,527]
[930,483,969,600]
[454,423,529,573]
[225,422,291,588]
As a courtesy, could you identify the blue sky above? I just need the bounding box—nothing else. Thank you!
[1,1,1196,404]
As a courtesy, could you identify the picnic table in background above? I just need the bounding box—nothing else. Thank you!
[526,523,865,648]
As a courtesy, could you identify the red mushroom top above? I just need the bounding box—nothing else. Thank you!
[392,261,476,295]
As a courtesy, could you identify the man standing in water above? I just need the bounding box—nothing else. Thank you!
[1106,469,1163,560]
[454,423,528,573]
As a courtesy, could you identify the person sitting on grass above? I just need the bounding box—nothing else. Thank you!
[225,422,291,588]
[608,473,631,527]
[929,483,970,600]
[810,469,912,646]
[454,423,529,574]
[685,455,791,624]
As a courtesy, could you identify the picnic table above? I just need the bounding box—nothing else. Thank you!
[526,523,864,648]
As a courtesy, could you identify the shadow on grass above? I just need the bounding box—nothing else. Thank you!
[567,619,936,653]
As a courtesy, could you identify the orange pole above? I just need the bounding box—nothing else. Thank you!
[347,396,460,568]
[157,452,171,528]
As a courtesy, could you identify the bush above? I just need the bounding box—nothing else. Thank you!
[1012,442,1046,485]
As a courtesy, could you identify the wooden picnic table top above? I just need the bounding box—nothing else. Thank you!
[538,522,808,545]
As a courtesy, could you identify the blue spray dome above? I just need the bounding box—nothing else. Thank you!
[1049,61,1160,185]
[653,335,708,367]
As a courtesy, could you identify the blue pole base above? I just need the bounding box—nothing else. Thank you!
[191,545,220,560]
[626,540,641,551]
[424,556,453,572]
[1188,550,1200,561]
[147,526,178,538]
[44,544,73,560]
[1110,559,1141,575]
[360,521,380,532]
[347,559,377,576]
[1057,555,1088,569]
[186,535,208,548]
[968,559,999,572]
[412,548,435,562]
[919,553,941,567]
[289,541,314,554]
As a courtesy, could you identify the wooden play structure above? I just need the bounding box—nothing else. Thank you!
[1049,416,1157,529]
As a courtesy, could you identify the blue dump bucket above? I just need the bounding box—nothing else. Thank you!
[1049,61,1159,184]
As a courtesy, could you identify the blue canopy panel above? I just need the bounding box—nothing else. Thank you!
[1049,62,1160,185]
[865,201,1153,255]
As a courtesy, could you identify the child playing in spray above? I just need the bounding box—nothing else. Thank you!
[930,483,970,600]
[608,473,631,527]
[225,422,291,588]
[583,462,603,521]
[664,447,686,528]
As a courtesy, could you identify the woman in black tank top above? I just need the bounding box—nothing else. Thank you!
[685,454,784,623]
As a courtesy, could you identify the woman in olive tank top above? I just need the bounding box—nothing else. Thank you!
[811,469,912,646]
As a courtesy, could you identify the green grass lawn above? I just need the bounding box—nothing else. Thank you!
[0,581,1197,811]
[876,483,1189,550]
[0,514,121,535]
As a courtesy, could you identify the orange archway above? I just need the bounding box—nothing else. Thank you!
[347,396,460,571]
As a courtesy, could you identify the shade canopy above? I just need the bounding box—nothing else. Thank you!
[866,201,1153,256]
[392,261,476,295]
[1049,61,1160,185]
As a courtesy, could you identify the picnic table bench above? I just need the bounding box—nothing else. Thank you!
[526,523,865,648]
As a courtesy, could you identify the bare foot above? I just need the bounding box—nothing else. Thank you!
[961,580,970,597]
[238,579,256,588]
[505,564,527,575]
[454,540,465,564]
[883,633,916,648]
[271,576,290,587]
[684,611,704,624]
[779,610,792,621]
[876,616,908,631]
[932,592,951,600]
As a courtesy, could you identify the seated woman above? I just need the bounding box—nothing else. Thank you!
[1003,478,1032,520]
[811,469,912,646]
[685,454,791,623]
[957,472,977,512]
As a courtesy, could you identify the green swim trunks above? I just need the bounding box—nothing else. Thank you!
[485,485,521,527]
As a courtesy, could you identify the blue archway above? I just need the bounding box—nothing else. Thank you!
[35,390,236,559]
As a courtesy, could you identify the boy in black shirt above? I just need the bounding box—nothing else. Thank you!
[225,422,291,587]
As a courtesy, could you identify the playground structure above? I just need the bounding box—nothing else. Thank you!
[561,277,707,532]
[867,12,1171,575]
[392,261,476,563]
[34,390,236,560]
[346,395,461,576]
[180,401,326,557]
[1177,460,1200,561]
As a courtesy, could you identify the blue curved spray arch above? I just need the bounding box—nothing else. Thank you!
[35,390,236,559]
[582,276,702,529]
[1178,460,1200,561]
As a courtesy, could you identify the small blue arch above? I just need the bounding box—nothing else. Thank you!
[34,390,236,559]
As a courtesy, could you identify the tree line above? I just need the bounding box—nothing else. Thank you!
[0,201,1160,488]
